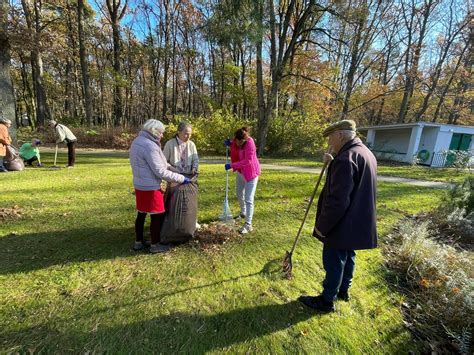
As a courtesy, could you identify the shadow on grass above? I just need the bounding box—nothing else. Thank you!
[0,227,134,275]
[3,301,317,352]
[74,258,286,320]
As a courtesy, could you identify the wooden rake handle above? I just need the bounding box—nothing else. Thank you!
[288,160,329,255]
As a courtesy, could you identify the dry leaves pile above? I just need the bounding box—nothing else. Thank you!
[0,205,22,220]
[192,222,240,251]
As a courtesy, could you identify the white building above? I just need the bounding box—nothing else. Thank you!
[358,122,474,167]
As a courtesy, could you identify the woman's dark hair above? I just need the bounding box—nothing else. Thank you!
[234,126,249,140]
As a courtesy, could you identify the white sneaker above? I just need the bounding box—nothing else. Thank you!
[239,223,253,234]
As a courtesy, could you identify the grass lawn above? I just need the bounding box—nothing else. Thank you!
[0,152,446,353]
[258,156,471,184]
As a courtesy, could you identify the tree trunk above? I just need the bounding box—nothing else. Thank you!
[77,0,93,126]
[341,14,365,119]
[106,0,127,126]
[398,0,435,123]
[18,53,35,128]
[21,0,50,127]
[0,0,17,144]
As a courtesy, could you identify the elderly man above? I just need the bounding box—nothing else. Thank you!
[48,120,77,167]
[299,120,377,312]
[0,118,12,172]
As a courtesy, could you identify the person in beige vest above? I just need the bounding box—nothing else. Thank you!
[163,121,199,176]
[163,121,200,228]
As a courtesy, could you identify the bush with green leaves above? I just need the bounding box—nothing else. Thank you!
[266,110,326,156]
[384,219,473,353]
[166,110,249,154]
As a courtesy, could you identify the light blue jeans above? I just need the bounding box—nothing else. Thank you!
[236,172,258,225]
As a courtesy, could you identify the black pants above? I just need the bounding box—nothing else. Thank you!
[24,156,38,166]
[135,212,164,244]
[67,141,76,166]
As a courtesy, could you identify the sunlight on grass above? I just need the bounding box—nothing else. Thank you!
[0,153,445,352]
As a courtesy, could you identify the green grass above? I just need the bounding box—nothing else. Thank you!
[376,164,472,184]
[0,152,446,353]
[258,156,471,184]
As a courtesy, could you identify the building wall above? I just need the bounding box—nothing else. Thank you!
[359,123,474,167]
[433,129,454,152]
[372,129,410,154]
[418,127,439,153]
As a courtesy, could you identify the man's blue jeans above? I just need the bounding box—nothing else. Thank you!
[322,245,356,302]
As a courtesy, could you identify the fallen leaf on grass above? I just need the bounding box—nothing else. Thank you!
[0,205,22,220]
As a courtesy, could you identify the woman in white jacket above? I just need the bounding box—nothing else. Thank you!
[163,121,199,176]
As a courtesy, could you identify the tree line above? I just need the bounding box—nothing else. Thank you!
[1,0,472,153]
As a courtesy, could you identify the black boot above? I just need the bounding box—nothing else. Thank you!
[298,295,335,312]
[337,290,350,302]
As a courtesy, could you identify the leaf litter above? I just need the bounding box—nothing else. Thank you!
[0,205,22,220]
[192,222,241,251]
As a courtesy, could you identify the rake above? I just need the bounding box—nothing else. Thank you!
[49,144,61,170]
[282,160,329,279]
[219,143,233,221]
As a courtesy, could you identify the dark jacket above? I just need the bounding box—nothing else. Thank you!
[313,137,377,250]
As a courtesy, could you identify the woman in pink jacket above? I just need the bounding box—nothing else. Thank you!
[225,127,261,234]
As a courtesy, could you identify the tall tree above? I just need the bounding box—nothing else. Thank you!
[105,0,127,126]
[398,0,438,123]
[21,0,51,127]
[77,0,93,125]
[416,0,468,120]
[255,0,330,155]
[0,0,17,143]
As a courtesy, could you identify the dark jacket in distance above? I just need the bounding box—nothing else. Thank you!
[314,137,377,250]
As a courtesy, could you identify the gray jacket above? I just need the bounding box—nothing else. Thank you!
[129,130,185,190]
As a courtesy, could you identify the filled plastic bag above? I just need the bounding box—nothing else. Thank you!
[160,181,198,243]
[4,145,24,171]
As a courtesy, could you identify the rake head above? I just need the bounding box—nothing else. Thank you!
[282,250,293,279]
[219,199,233,221]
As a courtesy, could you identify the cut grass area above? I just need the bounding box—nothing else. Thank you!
[260,156,471,184]
[0,152,446,353]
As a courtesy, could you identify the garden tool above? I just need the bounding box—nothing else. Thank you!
[49,144,61,170]
[219,143,233,221]
[283,156,330,279]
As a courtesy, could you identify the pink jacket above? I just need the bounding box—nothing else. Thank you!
[231,137,261,182]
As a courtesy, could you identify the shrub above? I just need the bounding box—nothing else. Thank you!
[171,110,249,155]
[17,126,137,150]
[266,110,326,156]
[446,150,473,171]
[384,219,473,353]
[435,177,474,245]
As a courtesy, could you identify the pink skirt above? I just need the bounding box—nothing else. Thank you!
[135,189,165,214]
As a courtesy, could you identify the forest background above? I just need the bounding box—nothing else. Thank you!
[0,0,472,155]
